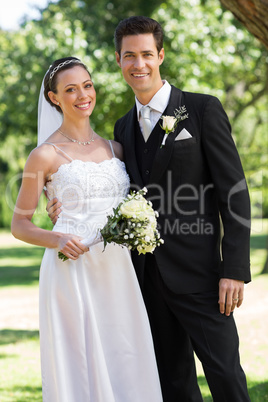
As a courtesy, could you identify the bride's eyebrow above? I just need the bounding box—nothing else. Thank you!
[64,80,92,88]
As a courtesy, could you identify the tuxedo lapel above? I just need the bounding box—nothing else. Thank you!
[149,87,183,184]
[124,106,144,188]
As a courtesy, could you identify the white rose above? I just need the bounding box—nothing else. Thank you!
[120,196,155,222]
[162,115,177,131]
[139,225,155,242]
[119,198,145,219]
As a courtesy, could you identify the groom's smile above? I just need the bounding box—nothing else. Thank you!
[132,73,150,78]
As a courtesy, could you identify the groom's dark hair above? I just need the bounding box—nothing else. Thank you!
[114,16,164,56]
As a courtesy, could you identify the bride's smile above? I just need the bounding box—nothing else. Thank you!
[75,102,91,110]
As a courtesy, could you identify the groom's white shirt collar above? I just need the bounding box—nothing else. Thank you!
[136,80,171,130]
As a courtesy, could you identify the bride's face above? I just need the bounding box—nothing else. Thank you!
[49,66,96,119]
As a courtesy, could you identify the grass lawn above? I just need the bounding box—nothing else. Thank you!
[0,221,268,401]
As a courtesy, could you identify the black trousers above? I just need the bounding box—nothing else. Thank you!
[143,254,250,402]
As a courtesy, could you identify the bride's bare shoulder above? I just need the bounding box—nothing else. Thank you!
[30,141,56,157]
[24,142,57,171]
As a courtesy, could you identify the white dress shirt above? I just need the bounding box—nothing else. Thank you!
[136,80,171,139]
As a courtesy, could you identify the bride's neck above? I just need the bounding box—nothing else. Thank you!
[61,118,92,137]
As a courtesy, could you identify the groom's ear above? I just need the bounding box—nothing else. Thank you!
[158,48,165,66]
[115,52,121,67]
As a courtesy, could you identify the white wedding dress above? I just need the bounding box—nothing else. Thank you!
[39,141,162,402]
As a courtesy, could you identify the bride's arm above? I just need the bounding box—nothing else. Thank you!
[11,147,88,258]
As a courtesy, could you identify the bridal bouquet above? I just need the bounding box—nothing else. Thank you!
[58,188,163,261]
[100,187,163,254]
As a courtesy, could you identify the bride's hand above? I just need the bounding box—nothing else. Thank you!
[58,234,89,260]
[46,197,62,225]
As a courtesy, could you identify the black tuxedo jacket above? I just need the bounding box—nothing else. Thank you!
[114,86,251,294]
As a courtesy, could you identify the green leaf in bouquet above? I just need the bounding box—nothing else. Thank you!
[103,237,107,249]
[58,251,68,262]
[110,221,119,230]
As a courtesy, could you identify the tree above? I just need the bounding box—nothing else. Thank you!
[220,0,268,48]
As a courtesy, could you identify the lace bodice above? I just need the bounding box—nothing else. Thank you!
[46,158,130,202]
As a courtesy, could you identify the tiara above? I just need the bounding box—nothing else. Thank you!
[49,59,83,83]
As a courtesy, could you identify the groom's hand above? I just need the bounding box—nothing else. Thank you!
[46,197,62,225]
[218,278,244,316]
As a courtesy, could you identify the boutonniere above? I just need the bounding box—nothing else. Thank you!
[160,106,189,148]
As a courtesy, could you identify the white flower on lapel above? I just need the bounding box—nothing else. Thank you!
[160,105,189,148]
[162,116,177,131]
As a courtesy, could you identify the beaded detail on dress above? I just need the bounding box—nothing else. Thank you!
[46,158,130,202]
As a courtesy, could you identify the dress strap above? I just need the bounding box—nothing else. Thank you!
[108,140,115,158]
[43,142,73,162]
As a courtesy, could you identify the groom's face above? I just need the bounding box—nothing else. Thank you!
[116,33,164,104]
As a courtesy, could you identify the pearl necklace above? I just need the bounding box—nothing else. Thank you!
[58,128,95,145]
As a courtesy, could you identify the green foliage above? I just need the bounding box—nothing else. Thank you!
[0,0,267,228]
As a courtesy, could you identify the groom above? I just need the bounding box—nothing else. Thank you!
[113,16,251,401]
[48,16,251,401]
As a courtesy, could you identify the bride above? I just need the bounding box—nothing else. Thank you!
[11,57,163,401]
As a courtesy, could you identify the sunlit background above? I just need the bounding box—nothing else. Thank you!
[0,0,53,30]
